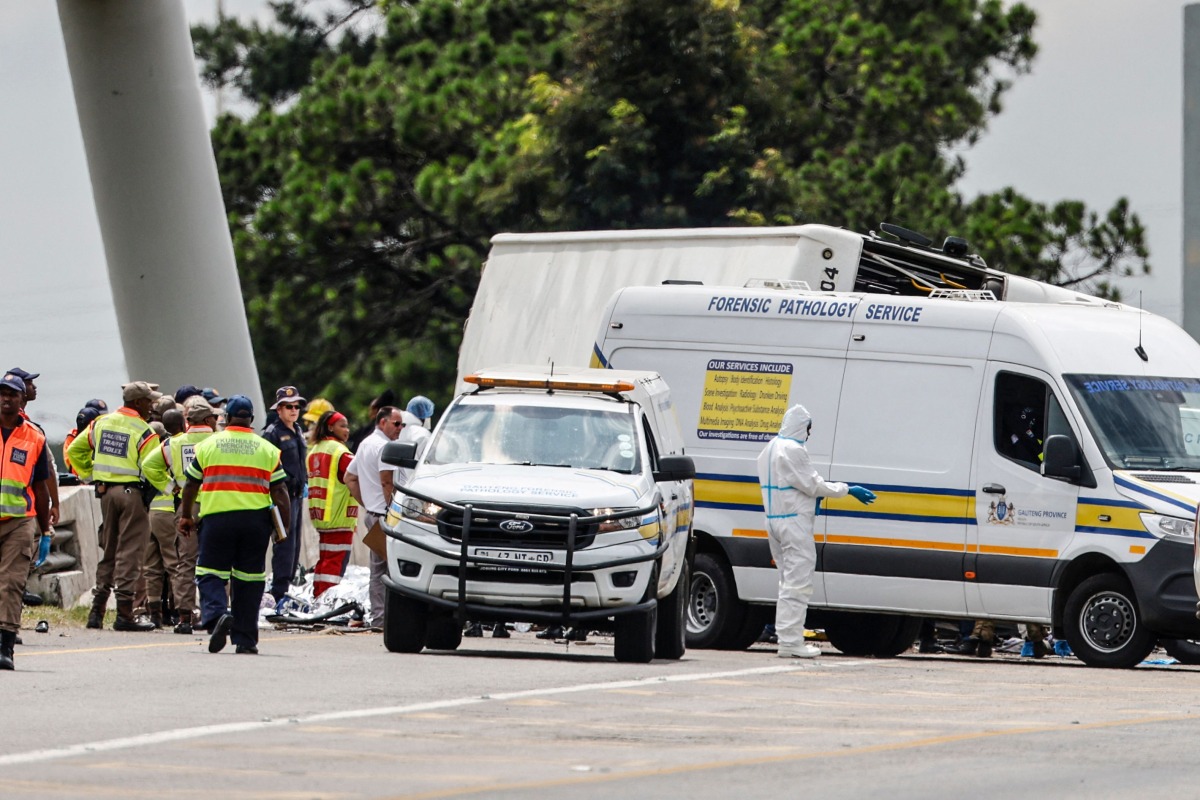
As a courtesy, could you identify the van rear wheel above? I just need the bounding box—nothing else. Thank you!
[687,552,752,649]
[1063,573,1156,668]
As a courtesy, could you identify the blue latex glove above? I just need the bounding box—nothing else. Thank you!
[847,486,876,505]
[301,484,309,500]
[34,534,51,567]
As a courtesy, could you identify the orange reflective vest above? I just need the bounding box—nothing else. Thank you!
[184,426,286,519]
[0,420,46,520]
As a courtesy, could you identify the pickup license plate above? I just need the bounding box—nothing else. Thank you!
[473,548,553,563]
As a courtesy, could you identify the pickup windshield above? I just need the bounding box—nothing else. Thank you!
[424,401,641,473]
[1064,374,1200,470]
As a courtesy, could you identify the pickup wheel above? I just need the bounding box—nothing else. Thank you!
[655,558,689,660]
[383,589,428,654]
[614,605,658,663]
[687,552,751,649]
[1063,573,1157,668]
[425,613,463,651]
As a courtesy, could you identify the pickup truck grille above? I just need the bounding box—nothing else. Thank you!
[436,505,598,550]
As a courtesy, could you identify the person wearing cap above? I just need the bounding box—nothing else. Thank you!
[174,385,202,405]
[262,386,309,609]
[64,405,105,477]
[8,367,61,532]
[177,395,290,655]
[306,410,359,598]
[0,373,52,670]
[67,380,161,632]
[135,407,185,629]
[142,400,220,635]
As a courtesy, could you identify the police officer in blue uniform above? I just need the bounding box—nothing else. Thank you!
[262,386,308,610]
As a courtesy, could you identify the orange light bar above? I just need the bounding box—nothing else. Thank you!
[465,374,635,393]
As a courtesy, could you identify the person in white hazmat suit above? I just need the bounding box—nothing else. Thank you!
[757,404,876,658]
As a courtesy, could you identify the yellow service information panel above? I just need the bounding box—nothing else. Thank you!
[697,359,793,443]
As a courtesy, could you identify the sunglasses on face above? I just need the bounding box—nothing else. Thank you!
[279,404,300,411]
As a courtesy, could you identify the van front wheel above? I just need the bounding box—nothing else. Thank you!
[1063,573,1156,668]
[687,553,749,649]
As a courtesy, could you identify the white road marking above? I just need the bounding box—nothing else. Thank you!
[0,661,868,765]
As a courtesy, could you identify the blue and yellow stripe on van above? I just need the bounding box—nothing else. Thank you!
[822,484,976,525]
[590,344,609,369]
[1075,497,1153,539]
[695,473,763,512]
[1113,472,1197,517]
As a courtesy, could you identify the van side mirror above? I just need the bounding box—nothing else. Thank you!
[1042,435,1080,481]
[381,441,418,470]
[654,455,695,482]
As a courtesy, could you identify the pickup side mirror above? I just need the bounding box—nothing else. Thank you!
[653,455,695,483]
[1042,435,1080,481]
[381,440,418,470]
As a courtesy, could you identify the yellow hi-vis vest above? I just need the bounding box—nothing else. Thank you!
[307,438,359,530]
[0,420,46,519]
[184,426,285,519]
[68,408,158,485]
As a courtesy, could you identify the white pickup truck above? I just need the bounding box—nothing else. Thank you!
[379,366,695,663]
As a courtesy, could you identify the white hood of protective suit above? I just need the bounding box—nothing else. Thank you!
[778,404,811,442]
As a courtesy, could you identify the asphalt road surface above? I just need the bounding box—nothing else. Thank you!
[4,625,1200,799]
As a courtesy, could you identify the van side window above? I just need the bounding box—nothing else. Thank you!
[642,415,661,471]
[994,373,1050,470]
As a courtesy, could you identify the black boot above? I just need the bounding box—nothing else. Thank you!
[113,599,155,632]
[0,629,16,670]
[147,601,163,630]
[86,590,110,629]
[945,636,981,656]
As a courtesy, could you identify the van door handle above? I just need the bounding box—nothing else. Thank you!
[671,493,678,500]
[982,483,1006,495]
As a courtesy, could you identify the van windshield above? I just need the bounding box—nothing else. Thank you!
[424,401,641,473]
[1064,374,1200,470]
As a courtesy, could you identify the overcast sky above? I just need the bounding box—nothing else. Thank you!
[0,0,1190,435]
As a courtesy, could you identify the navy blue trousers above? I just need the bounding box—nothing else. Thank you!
[196,509,272,648]
[269,493,305,602]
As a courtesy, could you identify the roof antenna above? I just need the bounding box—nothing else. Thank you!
[1135,291,1148,362]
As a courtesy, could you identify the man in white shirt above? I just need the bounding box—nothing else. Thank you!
[345,406,405,629]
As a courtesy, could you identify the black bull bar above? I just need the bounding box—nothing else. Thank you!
[381,484,666,628]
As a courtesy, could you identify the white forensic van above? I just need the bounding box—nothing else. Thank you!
[378,366,695,663]
[590,282,1200,668]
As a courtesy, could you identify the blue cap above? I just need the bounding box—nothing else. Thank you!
[224,395,254,420]
[201,387,225,405]
[0,373,26,394]
[174,384,202,403]
[406,395,435,420]
[84,398,108,412]
[6,367,38,382]
[76,406,102,430]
